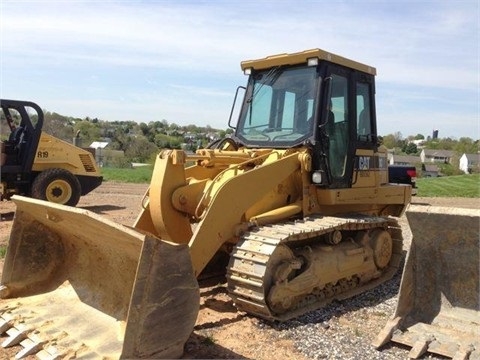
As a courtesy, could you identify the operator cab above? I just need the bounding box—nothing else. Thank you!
[1,100,43,173]
[231,49,378,189]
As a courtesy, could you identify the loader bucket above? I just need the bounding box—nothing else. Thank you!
[373,205,480,359]
[0,196,199,359]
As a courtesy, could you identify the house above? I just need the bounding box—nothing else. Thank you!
[422,164,441,177]
[459,153,480,174]
[411,139,426,148]
[420,149,455,164]
[388,154,421,166]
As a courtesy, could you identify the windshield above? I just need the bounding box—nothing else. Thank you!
[235,65,318,147]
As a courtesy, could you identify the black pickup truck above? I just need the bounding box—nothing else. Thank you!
[388,165,417,195]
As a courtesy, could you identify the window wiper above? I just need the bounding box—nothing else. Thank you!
[252,66,281,99]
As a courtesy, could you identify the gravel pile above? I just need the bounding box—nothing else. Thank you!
[254,269,408,360]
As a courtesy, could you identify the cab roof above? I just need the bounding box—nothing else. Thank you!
[240,48,376,76]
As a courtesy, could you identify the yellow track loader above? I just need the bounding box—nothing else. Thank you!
[0,48,470,359]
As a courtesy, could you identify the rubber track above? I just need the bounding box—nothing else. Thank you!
[226,215,403,321]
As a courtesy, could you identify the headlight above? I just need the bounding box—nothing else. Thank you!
[307,57,319,66]
[312,170,323,184]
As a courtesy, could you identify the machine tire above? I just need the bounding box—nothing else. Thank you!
[31,168,82,206]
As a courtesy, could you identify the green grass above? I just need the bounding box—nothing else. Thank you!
[101,166,153,183]
[100,167,480,198]
[201,335,216,346]
[416,174,480,198]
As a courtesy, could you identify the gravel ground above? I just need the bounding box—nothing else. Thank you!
[257,270,407,360]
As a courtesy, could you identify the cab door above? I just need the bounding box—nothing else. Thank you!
[322,66,355,188]
[320,64,380,189]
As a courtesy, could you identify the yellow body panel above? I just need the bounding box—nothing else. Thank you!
[134,147,409,277]
[32,132,101,177]
[241,48,376,75]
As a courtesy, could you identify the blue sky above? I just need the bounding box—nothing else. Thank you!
[1,0,478,139]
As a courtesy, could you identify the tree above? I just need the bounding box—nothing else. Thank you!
[454,137,478,154]
[437,137,456,150]
[124,136,158,163]
[43,111,75,141]
[381,132,404,150]
[154,133,172,148]
[402,142,418,155]
[139,122,149,137]
[74,119,102,144]
[380,134,396,149]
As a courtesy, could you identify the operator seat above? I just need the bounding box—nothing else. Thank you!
[358,109,371,136]
[7,126,27,164]
[9,126,24,144]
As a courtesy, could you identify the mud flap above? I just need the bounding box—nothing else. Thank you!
[373,205,480,359]
[0,196,199,359]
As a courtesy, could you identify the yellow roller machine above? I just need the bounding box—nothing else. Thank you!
[1,99,102,206]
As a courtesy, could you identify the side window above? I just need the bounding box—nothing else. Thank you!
[327,74,349,179]
[356,82,372,139]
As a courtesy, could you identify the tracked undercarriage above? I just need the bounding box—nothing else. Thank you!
[227,215,403,321]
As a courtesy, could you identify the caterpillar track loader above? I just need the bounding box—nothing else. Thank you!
[0,48,450,359]
[1,99,102,206]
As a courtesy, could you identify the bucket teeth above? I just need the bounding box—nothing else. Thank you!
[451,345,475,360]
[0,319,45,358]
[408,335,435,359]
[16,337,44,358]
[0,312,88,359]
[3,325,30,348]
[389,328,480,360]
[0,316,13,333]
[36,346,65,360]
